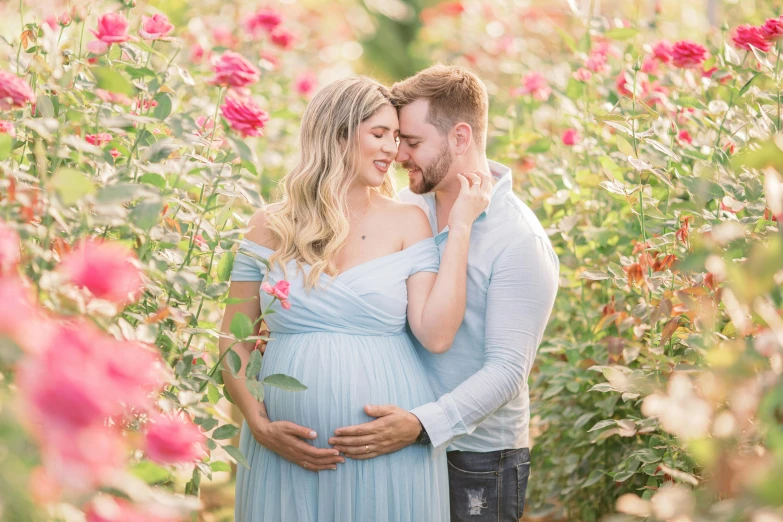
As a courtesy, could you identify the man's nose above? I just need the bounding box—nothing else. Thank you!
[396,147,410,163]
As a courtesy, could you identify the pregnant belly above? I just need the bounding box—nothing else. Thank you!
[259,332,435,449]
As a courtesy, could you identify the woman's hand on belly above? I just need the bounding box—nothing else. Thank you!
[252,420,345,472]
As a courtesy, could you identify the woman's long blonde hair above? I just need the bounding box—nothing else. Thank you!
[266,77,397,287]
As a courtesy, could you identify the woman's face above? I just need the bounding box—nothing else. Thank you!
[352,104,399,188]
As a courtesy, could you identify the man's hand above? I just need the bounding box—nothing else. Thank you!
[329,405,422,460]
[251,421,344,472]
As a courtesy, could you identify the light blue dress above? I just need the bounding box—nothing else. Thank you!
[230,237,449,522]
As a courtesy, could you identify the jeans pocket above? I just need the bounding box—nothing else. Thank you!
[516,461,531,520]
[448,462,498,522]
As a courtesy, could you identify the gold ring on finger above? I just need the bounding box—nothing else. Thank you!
[303,461,309,469]
[365,444,370,454]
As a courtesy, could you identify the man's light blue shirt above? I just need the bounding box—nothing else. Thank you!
[399,160,559,453]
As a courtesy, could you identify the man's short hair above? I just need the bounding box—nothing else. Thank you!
[390,64,488,150]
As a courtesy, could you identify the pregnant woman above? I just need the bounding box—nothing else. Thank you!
[220,77,490,522]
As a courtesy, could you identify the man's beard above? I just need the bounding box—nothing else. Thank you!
[403,141,452,195]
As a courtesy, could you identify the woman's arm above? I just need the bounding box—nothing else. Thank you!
[406,172,491,353]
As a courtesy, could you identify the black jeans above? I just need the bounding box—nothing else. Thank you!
[447,448,531,522]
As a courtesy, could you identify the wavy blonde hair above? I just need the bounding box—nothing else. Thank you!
[266,77,397,287]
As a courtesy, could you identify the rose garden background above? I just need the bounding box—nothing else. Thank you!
[1,0,782,521]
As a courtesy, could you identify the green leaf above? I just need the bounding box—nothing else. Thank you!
[93,67,136,96]
[222,444,250,469]
[262,374,308,392]
[245,349,262,380]
[124,65,156,79]
[130,199,164,231]
[246,379,265,402]
[579,270,611,281]
[613,469,635,482]
[645,138,679,161]
[605,27,639,40]
[139,172,166,189]
[217,252,235,282]
[153,93,173,120]
[210,461,231,472]
[142,139,179,163]
[212,424,240,440]
[564,78,584,100]
[0,134,14,161]
[230,312,254,340]
[228,136,257,164]
[130,461,171,484]
[226,349,241,376]
[207,383,221,404]
[526,138,551,154]
[738,72,762,97]
[35,95,55,118]
[616,135,635,157]
[588,420,616,432]
[632,448,663,464]
[50,168,95,205]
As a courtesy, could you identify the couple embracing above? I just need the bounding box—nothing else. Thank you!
[220,64,559,522]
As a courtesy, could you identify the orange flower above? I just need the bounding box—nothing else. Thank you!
[675,216,692,243]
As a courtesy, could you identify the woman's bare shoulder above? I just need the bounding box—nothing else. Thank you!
[374,195,432,247]
[245,203,283,248]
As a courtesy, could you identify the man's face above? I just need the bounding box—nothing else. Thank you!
[397,99,453,195]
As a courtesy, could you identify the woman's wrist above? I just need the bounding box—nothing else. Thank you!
[447,222,472,240]
[248,410,271,437]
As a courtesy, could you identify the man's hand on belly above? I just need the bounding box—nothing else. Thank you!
[252,421,345,472]
[329,405,421,460]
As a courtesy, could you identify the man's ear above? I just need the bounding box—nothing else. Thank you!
[452,123,473,156]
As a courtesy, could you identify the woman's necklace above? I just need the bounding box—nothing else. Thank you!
[351,195,371,240]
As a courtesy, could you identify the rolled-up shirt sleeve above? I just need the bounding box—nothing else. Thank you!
[411,234,559,450]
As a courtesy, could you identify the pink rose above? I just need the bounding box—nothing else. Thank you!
[678,129,693,145]
[270,27,295,49]
[90,12,130,44]
[760,17,783,41]
[516,72,550,101]
[0,277,53,354]
[58,239,143,304]
[272,280,290,300]
[281,300,291,310]
[652,41,673,63]
[96,89,132,105]
[139,13,174,40]
[261,281,274,295]
[109,148,121,159]
[87,39,110,55]
[212,26,237,48]
[585,51,609,74]
[0,70,35,110]
[732,24,771,52]
[85,132,113,147]
[671,40,708,69]
[0,220,20,275]
[220,96,269,137]
[245,8,283,38]
[294,71,317,96]
[143,413,206,464]
[572,68,592,82]
[208,51,260,88]
[561,128,581,146]
[0,120,14,137]
[85,496,181,522]
[58,12,72,26]
[641,56,659,74]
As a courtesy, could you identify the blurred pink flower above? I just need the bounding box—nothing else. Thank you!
[195,115,224,148]
[221,96,269,137]
[0,277,53,353]
[86,132,114,147]
[671,40,707,69]
[29,466,62,504]
[572,68,592,82]
[760,17,783,41]
[96,89,132,105]
[58,240,143,304]
[561,128,581,146]
[0,220,20,275]
[144,413,206,464]
[209,51,260,88]
[0,120,14,136]
[110,148,121,158]
[58,12,72,26]
[45,15,58,30]
[211,26,237,48]
[245,8,283,38]
[90,12,130,44]
[641,56,659,74]
[677,129,693,145]
[261,280,290,300]
[281,300,291,310]
[139,13,175,40]
[732,24,771,52]
[270,27,295,49]
[516,72,550,101]
[87,39,110,55]
[294,71,317,96]
[652,41,672,63]
[85,496,182,522]
[0,70,35,110]
[190,42,208,63]
[584,51,609,74]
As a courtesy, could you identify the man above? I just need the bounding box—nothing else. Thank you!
[328,64,560,521]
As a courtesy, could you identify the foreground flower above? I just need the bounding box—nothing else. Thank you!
[0,120,13,135]
[652,40,673,63]
[244,8,283,38]
[294,72,317,96]
[671,40,707,69]
[85,496,182,522]
[58,240,143,304]
[220,96,269,137]
[515,72,550,101]
[561,128,581,146]
[144,413,206,464]
[733,24,771,52]
[90,12,130,44]
[208,51,260,88]
[642,373,712,440]
[760,17,783,41]
[0,277,53,353]
[139,13,175,40]
[572,68,592,82]
[96,89,132,105]
[677,129,693,145]
[270,27,295,49]
[0,220,20,274]
[85,132,113,147]
[0,70,35,110]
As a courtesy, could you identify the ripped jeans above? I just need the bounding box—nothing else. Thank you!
[446,448,531,522]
